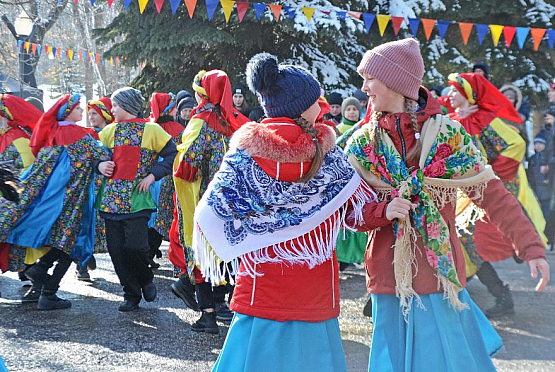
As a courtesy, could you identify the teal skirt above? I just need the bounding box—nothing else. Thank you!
[0,357,8,372]
[369,289,502,372]
[213,313,347,372]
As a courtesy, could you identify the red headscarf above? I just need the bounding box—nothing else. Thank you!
[30,94,90,156]
[0,94,42,130]
[149,92,176,123]
[191,70,249,137]
[448,73,522,135]
[87,97,114,124]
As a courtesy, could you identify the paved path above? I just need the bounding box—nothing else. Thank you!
[0,246,553,371]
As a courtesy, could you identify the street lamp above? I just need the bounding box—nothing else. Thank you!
[14,12,34,37]
[14,12,37,89]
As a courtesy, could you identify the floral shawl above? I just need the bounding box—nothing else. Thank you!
[346,114,496,314]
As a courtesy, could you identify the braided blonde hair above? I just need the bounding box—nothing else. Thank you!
[294,117,323,183]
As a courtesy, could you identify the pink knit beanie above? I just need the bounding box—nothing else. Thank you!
[357,38,424,101]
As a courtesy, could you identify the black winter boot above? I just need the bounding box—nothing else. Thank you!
[191,311,219,334]
[485,285,514,317]
[37,290,71,311]
[21,284,43,303]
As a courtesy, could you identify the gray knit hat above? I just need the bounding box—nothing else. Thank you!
[341,97,362,117]
[111,87,145,117]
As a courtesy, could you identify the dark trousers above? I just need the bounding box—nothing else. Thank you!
[33,248,72,295]
[476,261,505,298]
[148,228,163,259]
[105,217,153,302]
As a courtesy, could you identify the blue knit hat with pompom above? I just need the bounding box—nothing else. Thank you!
[246,53,321,119]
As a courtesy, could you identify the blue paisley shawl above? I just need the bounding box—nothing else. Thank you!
[193,145,375,284]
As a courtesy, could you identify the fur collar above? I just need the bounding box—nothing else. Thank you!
[230,121,336,163]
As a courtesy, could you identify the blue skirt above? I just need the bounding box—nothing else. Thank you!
[213,313,347,372]
[0,356,8,372]
[369,289,502,372]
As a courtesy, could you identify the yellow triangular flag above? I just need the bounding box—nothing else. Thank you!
[489,24,504,46]
[376,14,391,36]
[110,57,114,66]
[302,7,315,22]
[220,0,235,23]
[24,42,30,53]
[68,49,74,61]
[138,0,149,14]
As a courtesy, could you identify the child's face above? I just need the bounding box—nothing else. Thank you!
[329,104,342,116]
[535,142,546,152]
[343,105,360,122]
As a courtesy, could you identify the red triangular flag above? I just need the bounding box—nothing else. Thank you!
[530,28,546,50]
[348,11,361,20]
[390,16,404,36]
[458,22,473,45]
[503,26,516,47]
[107,0,113,6]
[236,2,249,22]
[154,0,164,13]
[184,0,197,18]
[421,18,436,40]
[268,4,282,21]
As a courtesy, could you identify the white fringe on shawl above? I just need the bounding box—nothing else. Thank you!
[349,114,497,317]
[193,176,376,285]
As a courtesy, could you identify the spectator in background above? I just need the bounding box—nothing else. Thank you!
[527,132,554,220]
[337,97,361,135]
[429,85,444,98]
[548,80,555,104]
[177,96,196,127]
[500,84,533,157]
[175,90,193,126]
[325,92,343,126]
[232,84,251,117]
[354,89,368,118]
[473,62,490,80]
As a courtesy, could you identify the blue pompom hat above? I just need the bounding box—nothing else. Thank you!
[246,53,321,119]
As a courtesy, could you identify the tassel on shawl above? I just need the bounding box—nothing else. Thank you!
[193,181,375,285]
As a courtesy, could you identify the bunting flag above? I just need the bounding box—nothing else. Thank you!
[421,18,435,40]
[408,17,420,37]
[116,56,121,67]
[283,5,296,20]
[91,0,96,6]
[68,49,74,61]
[221,0,235,22]
[376,14,390,36]
[436,20,450,39]
[96,53,101,64]
[236,2,249,22]
[61,49,66,60]
[24,42,30,53]
[185,0,197,18]
[138,0,149,14]
[154,0,164,13]
[302,7,315,22]
[36,44,41,56]
[548,29,555,49]
[348,11,361,20]
[268,4,281,21]
[503,26,517,47]
[253,3,266,20]
[516,27,530,49]
[391,16,404,35]
[336,11,346,20]
[169,0,180,14]
[530,28,546,51]
[475,24,489,45]
[107,0,114,7]
[206,0,219,20]
[31,43,37,55]
[489,24,503,46]
[17,40,23,48]
[362,13,375,33]
[458,22,473,45]
[123,0,131,10]
[110,57,114,66]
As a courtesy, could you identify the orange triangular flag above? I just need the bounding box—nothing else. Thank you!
[458,22,473,45]
[269,4,282,21]
[68,49,74,61]
[489,24,504,46]
[138,0,149,14]
[184,0,197,18]
[421,18,435,40]
[503,26,516,47]
[530,28,546,50]
[376,14,391,36]
[31,43,37,55]
[78,50,83,61]
[302,7,315,22]
[220,0,234,22]
[348,11,361,20]
[390,16,404,36]
[154,0,164,13]
[57,48,61,58]
[96,53,101,64]
[116,56,121,67]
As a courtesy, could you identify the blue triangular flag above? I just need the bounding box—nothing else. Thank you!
[253,3,266,20]
[123,0,131,10]
[516,27,530,49]
[206,0,219,21]
[169,0,180,14]
[336,11,346,20]
[283,5,296,20]
[547,29,555,49]
[37,44,41,56]
[52,47,57,56]
[408,18,420,37]
[436,20,450,40]
[475,24,489,45]
[61,49,66,60]
[17,40,23,48]
[362,13,376,33]
[91,0,96,6]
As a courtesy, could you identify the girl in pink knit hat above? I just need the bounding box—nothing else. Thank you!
[344,38,549,372]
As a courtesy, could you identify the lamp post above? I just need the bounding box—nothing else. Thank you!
[14,12,37,88]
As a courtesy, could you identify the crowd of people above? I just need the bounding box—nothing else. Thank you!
[0,37,552,372]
